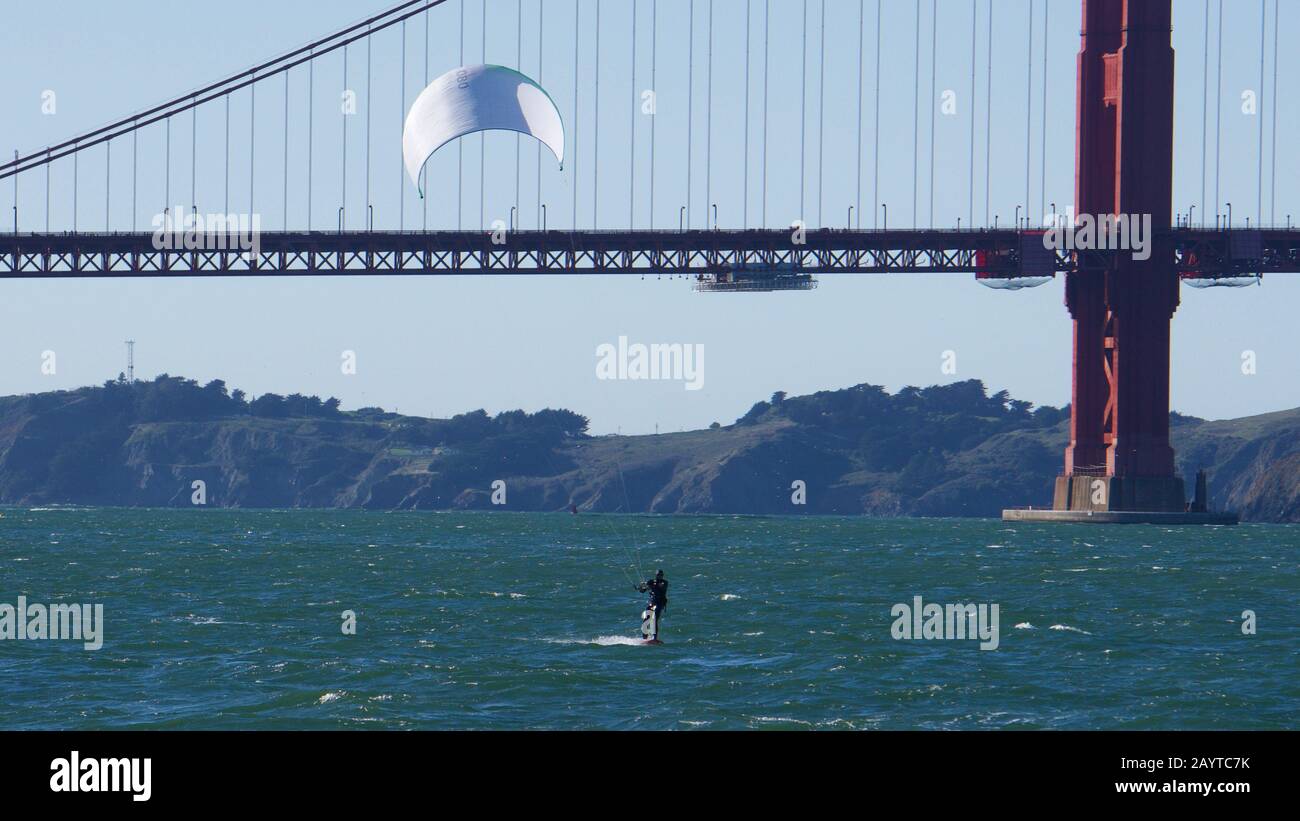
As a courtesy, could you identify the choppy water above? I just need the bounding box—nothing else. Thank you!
[0,508,1295,729]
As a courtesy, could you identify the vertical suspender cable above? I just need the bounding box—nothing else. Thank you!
[284,74,290,230]
[969,0,976,227]
[630,0,638,229]
[132,128,137,231]
[856,0,864,229]
[744,0,751,230]
[1040,0,1048,223]
[309,54,314,231]
[1214,0,1222,223]
[873,0,880,228]
[911,1,919,227]
[818,0,826,228]
[517,0,523,226]
[802,0,808,223]
[1024,2,1033,228]
[763,0,770,228]
[1200,0,1209,224]
[985,0,992,226]
[251,80,256,222]
[425,13,430,230]
[74,148,78,232]
[1257,0,1265,225]
[707,0,713,227]
[165,118,171,217]
[343,46,349,229]
[222,95,228,212]
[192,98,197,216]
[402,20,407,231]
[459,0,465,229]
[105,142,110,230]
[928,0,936,228]
[650,0,657,230]
[47,149,52,232]
[573,0,580,229]
[366,33,372,228]
[594,0,601,228]
[1270,0,1278,224]
[687,0,695,228]
[481,2,486,230]
[537,0,544,228]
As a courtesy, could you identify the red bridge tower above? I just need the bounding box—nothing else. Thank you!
[1042,0,1215,519]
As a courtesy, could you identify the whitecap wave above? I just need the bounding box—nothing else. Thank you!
[547,635,651,647]
[1014,622,1035,630]
[1049,624,1093,635]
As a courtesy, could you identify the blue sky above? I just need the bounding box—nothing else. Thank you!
[1,0,1297,434]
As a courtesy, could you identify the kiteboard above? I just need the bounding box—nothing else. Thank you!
[641,605,663,645]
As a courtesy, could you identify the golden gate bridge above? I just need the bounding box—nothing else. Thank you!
[1,0,1297,521]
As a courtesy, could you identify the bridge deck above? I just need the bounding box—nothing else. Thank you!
[1,228,1297,278]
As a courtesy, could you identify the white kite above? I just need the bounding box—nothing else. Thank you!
[402,64,565,197]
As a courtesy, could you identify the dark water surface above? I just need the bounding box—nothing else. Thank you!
[0,508,1294,729]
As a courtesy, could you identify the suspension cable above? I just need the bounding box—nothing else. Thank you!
[1,0,455,181]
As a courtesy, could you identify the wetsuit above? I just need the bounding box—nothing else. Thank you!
[637,577,669,619]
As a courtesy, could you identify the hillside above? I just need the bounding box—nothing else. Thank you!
[0,375,1296,521]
